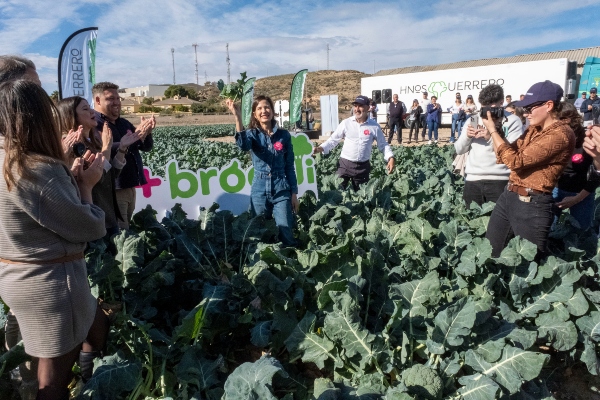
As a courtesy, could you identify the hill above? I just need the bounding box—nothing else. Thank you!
[254,70,368,112]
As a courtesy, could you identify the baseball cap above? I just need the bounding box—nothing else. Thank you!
[466,94,473,99]
[513,80,564,107]
[422,91,428,95]
[352,95,369,106]
[591,87,597,94]
[582,91,587,95]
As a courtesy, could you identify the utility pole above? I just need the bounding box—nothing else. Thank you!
[192,43,199,85]
[226,43,231,84]
[204,70,208,85]
[171,48,175,85]
[373,60,375,74]
[326,43,330,70]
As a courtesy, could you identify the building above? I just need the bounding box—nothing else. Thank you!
[152,95,200,110]
[119,84,170,100]
[120,99,143,113]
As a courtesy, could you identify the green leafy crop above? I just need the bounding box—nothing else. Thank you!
[1,137,600,399]
[217,72,249,102]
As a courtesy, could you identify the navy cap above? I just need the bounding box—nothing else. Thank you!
[352,95,370,106]
[582,91,587,95]
[422,91,428,95]
[591,87,597,94]
[513,80,564,107]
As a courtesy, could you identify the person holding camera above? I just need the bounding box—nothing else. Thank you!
[426,96,442,144]
[454,84,523,207]
[580,87,600,127]
[0,80,109,400]
[483,80,575,258]
[552,102,598,231]
[58,97,139,248]
[313,95,395,190]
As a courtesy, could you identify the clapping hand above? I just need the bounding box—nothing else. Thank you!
[583,126,600,167]
[63,125,84,154]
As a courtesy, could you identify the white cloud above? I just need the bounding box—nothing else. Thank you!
[2,0,599,93]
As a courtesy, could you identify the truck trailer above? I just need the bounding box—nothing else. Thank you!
[362,56,600,125]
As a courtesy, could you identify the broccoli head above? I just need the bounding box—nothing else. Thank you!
[401,364,443,400]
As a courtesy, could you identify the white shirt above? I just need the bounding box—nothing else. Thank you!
[419,98,431,115]
[449,103,465,114]
[574,97,586,109]
[320,116,394,162]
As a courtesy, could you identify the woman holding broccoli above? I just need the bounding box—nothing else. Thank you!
[226,96,298,247]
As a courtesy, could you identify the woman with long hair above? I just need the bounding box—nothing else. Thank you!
[0,80,109,399]
[57,96,137,246]
[483,80,575,258]
[552,102,598,230]
[449,93,464,143]
[407,99,422,144]
[226,95,298,247]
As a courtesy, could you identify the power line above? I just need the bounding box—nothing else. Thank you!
[192,43,199,85]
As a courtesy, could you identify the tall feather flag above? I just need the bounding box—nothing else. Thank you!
[289,69,308,126]
[58,27,98,106]
[241,77,256,128]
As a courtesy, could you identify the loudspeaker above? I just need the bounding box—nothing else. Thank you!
[382,89,392,103]
[372,90,381,104]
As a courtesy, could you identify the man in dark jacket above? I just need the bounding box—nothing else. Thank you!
[93,82,155,229]
[580,87,600,126]
[387,94,406,144]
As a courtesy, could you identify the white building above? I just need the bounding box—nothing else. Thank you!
[119,84,170,98]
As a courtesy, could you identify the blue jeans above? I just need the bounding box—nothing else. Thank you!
[451,114,460,139]
[427,120,439,140]
[250,173,297,247]
[552,187,594,230]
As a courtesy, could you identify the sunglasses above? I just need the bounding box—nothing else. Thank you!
[523,101,548,114]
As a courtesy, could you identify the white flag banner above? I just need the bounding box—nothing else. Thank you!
[58,27,97,106]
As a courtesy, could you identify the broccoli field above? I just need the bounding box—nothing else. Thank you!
[2,126,600,399]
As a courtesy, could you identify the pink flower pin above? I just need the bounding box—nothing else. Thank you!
[572,153,584,164]
[273,141,283,151]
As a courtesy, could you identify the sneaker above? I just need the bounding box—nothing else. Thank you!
[434,140,438,144]
[449,138,455,143]
[428,140,432,145]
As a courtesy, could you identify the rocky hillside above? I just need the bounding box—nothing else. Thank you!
[254,70,368,112]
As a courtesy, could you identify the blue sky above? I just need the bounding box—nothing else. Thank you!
[1,0,599,94]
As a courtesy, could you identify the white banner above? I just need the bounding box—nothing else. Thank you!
[320,95,339,135]
[274,100,290,128]
[134,132,318,218]
[58,27,97,106]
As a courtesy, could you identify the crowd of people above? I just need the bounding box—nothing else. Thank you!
[0,55,154,399]
[2,51,600,399]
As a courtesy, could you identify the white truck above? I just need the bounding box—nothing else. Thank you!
[361,58,580,125]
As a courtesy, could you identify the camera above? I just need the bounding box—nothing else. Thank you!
[72,142,86,158]
[592,104,600,125]
[479,106,505,120]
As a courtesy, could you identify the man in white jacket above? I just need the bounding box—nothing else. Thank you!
[454,84,523,206]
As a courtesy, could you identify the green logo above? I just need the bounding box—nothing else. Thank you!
[428,81,447,99]
[88,38,96,84]
[291,134,315,185]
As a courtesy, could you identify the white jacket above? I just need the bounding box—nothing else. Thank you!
[454,113,523,181]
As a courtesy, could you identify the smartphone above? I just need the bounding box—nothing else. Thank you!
[469,115,479,129]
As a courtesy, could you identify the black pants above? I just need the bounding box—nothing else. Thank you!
[336,158,370,191]
[408,119,420,142]
[463,180,508,207]
[486,189,555,258]
[420,115,427,138]
[388,118,403,144]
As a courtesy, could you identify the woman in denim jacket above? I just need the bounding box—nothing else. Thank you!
[226,96,298,247]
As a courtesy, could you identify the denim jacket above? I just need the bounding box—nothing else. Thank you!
[234,125,298,194]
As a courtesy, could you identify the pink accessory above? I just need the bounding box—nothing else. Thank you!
[273,142,283,151]
[571,153,583,163]
[363,129,370,135]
